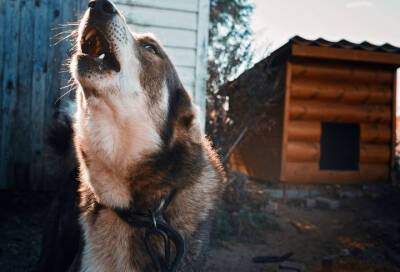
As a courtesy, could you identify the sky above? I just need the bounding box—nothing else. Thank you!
[250,0,400,114]
[251,0,400,61]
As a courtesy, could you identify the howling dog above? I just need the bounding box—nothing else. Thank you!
[36,0,225,271]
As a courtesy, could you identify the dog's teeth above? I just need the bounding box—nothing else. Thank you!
[99,53,105,60]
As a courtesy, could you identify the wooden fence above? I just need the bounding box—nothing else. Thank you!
[0,0,86,190]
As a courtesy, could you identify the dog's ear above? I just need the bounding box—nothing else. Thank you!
[163,86,202,146]
[176,89,201,134]
[161,56,202,145]
[176,89,195,129]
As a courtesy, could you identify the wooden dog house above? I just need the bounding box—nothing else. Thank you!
[225,36,400,184]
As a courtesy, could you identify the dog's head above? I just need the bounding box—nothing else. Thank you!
[71,0,199,144]
[71,0,203,208]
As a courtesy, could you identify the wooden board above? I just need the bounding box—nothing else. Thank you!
[291,63,393,84]
[229,151,251,175]
[291,79,391,104]
[160,49,196,90]
[30,0,50,188]
[0,0,21,188]
[131,24,197,49]
[77,0,89,13]
[286,141,319,162]
[12,0,35,188]
[0,0,5,91]
[290,100,391,124]
[194,0,210,129]
[176,66,195,89]
[115,0,199,12]
[280,62,292,181]
[164,47,196,68]
[292,44,400,66]
[283,162,389,184]
[45,0,63,125]
[286,141,390,164]
[360,144,391,164]
[288,121,391,144]
[391,72,397,181]
[0,1,4,187]
[287,121,320,141]
[118,4,198,31]
[361,124,391,143]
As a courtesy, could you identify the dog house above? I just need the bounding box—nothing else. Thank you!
[225,36,400,184]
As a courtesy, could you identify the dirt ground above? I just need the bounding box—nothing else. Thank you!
[0,191,49,272]
[206,179,400,271]
[1,182,400,272]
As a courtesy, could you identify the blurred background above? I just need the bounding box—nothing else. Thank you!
[1,0,400,271]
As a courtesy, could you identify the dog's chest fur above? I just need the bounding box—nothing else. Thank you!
[80,209,137,272]
[76,94,160,163]
[75,93,161,208]
[78,158,221,272]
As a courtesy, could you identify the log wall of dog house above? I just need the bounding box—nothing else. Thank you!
[281,61,395,184]
[229,101,285,182]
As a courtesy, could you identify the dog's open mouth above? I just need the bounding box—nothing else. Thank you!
[80,26,121,72]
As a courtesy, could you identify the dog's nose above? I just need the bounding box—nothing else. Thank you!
[88,0,117,15]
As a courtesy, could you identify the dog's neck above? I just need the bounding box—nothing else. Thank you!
[74,89,162,208]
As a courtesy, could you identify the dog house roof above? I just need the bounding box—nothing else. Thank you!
[266,35,400,67]
[220,36,400,97]
[289,35,400,53]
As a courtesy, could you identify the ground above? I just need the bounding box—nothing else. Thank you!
[0,191,48,272]
[1,180,400,272]
[206,176,400,271]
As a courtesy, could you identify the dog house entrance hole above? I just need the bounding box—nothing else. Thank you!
[320,122,360,170]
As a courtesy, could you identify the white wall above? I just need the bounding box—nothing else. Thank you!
[114,0,209,127]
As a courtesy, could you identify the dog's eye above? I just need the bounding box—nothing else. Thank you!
[143,44,157,55]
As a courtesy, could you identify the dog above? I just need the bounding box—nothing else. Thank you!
[36,0,225,271]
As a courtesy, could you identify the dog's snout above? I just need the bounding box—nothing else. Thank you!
[88,0,117,15]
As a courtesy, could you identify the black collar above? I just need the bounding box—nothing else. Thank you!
[111,190,185,272]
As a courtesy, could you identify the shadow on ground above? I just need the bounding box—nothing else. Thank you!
[207,174,400,271]
[1,177,400,272]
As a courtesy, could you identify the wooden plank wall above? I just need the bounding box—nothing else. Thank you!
[0,0,86,189]
[227,64,288,182]
[231,102,285,181]
[282,61,395,184]
[114,0,209,127]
